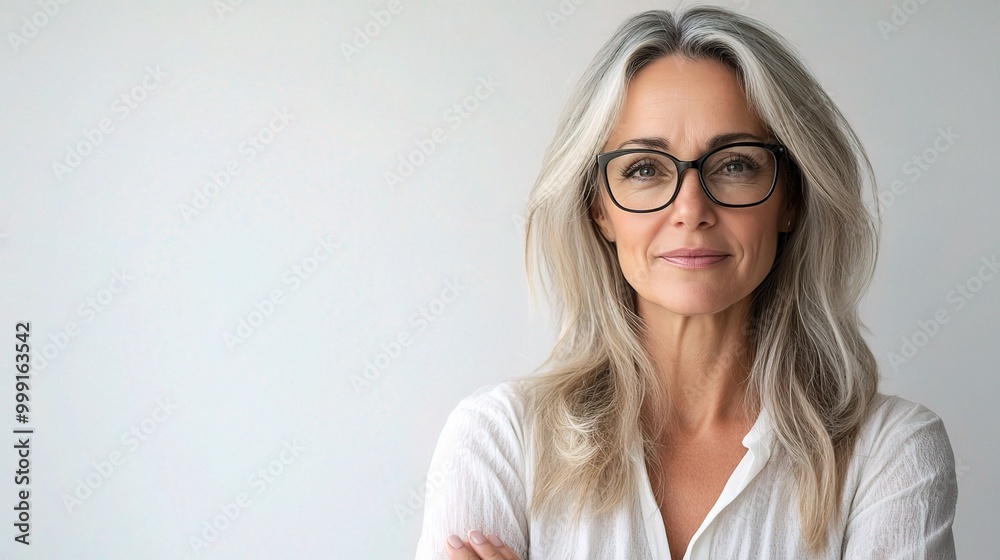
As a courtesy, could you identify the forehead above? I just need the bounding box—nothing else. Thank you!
[605,55,768,152]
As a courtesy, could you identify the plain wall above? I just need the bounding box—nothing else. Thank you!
[1,0,996,558]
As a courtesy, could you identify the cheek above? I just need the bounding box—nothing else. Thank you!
[737,225,780,278]
[609,218,658,282]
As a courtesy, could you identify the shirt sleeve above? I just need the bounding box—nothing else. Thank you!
[414,387,530,560]
[842,403,958,559]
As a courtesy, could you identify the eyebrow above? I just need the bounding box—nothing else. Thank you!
[615,132,767,151]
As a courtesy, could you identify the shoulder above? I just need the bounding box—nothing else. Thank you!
[857,393,954,459]
[849,392,958,510]
[841,397,958,557]
[451,380,531,423]
[432,380,535,470]
[444,380,532,439]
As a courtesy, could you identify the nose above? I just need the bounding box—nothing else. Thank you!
[668,167,716,228]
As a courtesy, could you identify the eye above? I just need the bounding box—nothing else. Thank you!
[621,158,662,180]
[711,155,762,178]
[635,164,656,178]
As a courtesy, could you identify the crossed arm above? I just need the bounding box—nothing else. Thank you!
[414,389,531,560]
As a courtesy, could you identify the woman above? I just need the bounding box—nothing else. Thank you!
[415,6,958,560]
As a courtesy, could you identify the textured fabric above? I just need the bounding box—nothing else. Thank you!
[414,381,958,560]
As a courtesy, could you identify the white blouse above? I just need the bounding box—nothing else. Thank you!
[414,381,958,560]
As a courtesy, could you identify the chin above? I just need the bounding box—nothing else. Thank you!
[637,268,762,314]
[666,302,730,317]
[641,292,736,317]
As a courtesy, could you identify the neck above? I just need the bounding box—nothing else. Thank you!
[640,296,758,439]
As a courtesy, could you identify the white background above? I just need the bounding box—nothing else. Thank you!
[0,0,996,558]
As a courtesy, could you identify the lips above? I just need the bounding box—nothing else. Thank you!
[659,248,729,269]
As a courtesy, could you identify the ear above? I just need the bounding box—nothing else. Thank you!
[590,196,616,243]
[779,201,797,233]
[778,159,801,233]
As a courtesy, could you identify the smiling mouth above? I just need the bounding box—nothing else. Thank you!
[659,255,728,268]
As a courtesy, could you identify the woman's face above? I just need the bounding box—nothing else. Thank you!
[592,55,796,319]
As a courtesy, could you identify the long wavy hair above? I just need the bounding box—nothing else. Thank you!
[519,6,880,553]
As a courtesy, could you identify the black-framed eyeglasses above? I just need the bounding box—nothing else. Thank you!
[595,142,786,213]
